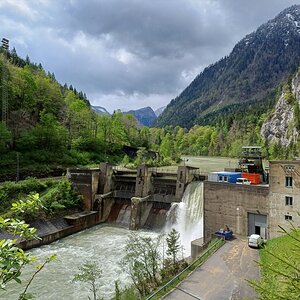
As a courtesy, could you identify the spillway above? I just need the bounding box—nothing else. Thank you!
[1,225,159,300]
[165,181,204,256]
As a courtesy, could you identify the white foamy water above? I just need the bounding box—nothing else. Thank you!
[164,181,204,256]
[1,225,159,300]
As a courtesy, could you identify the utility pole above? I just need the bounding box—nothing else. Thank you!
[1,38,9,125]
[16,152,20,182]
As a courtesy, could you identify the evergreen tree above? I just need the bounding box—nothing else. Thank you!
[166,229,181,272]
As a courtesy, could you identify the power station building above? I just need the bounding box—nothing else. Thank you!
[204,160,300,240]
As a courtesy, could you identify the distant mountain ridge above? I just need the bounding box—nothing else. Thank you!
[91,106,110,115]
[155,5,300,128]
[91,105,159,126]
[154,106,166,117]
[124,106,157,127]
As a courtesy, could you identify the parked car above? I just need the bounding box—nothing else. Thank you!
[236,178,251,185]
[248,234,264,248]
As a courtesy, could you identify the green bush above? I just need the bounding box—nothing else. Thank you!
[68,150,91,166]
[0,177,55,214]
[41,179,82,214]
[1,178,83,219]
[250,227,300,299]
[9,193,42,222]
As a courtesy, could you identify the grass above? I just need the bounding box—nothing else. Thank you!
[251,227,300,299]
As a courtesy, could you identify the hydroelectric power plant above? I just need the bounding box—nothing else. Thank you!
[4,156,300,299]
[3,163,206,299]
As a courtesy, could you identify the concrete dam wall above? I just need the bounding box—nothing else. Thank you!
[68,163,202,231]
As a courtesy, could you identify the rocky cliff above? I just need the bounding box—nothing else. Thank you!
[261,70,300,146]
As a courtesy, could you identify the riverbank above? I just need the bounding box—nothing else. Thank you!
[0,210,103,250]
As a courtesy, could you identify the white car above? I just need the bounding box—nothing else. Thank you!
[236,178,251,185]
[248,234,264,248]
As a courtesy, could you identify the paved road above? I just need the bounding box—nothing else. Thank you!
[164,238,259,300]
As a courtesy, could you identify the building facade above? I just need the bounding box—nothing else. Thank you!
[204,160,300,241]
[268,160,300,238]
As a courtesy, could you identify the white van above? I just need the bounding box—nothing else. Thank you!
[236,178,251,185]
[248,234,264,248]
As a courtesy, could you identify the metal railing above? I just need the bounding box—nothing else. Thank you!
[146,237,224,300]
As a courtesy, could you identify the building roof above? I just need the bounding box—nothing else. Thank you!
[210,171,241,175]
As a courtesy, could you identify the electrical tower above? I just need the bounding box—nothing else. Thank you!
[1,38,9,125]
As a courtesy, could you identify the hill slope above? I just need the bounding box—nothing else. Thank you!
[155,5,300,128]
[154,106,166,117]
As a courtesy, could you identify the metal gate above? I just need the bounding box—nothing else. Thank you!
[248,213,267,239]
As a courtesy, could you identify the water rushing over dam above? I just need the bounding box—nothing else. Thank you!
[165,182,204,255]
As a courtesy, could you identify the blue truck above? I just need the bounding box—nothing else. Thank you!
[215,228,233,240]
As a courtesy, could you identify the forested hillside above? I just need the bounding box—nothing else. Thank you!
[0,49,154,180]
[155,5,300,129]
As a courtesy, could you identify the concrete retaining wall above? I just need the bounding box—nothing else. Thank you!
[16,211,101,250]
[204,181,269,241]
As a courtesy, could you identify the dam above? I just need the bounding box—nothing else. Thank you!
[4,156,299,299]
[10,153,300,300]
[2,164,206,300]
[67,163,205,233]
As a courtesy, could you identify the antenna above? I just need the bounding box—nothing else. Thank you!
[1,37,9,125]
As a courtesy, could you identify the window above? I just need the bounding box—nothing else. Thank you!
[285,196,293,206]
[285,176,293,187]
[285,215,293,221]
[224,176,228,182]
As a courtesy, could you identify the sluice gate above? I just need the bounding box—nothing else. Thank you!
[68,163,204,230]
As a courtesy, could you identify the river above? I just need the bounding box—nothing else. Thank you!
[2,179,205,299]
[2,225,160,300]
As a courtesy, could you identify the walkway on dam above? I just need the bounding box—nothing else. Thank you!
[164,237,260,300]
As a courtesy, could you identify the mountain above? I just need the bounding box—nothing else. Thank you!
[155,5,300,128]
[91,106,110,115]
[154,106,166,117]
[125,106,157,127]
[261,69,300,146]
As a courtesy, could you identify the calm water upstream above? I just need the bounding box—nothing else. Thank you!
[2,224,160,300]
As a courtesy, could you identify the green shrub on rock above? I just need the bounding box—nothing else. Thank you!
[41,179,82,214]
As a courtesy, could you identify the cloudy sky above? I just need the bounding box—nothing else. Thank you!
[1,0,300,113]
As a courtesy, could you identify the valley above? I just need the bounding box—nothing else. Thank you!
[1,3,300,300]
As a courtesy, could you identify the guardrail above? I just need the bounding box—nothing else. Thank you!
[146,237,225,300]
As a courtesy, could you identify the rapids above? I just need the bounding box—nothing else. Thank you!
[2,225,159,300]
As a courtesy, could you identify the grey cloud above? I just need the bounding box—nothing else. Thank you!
[1,0,300,111]
[63,0,232,59]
